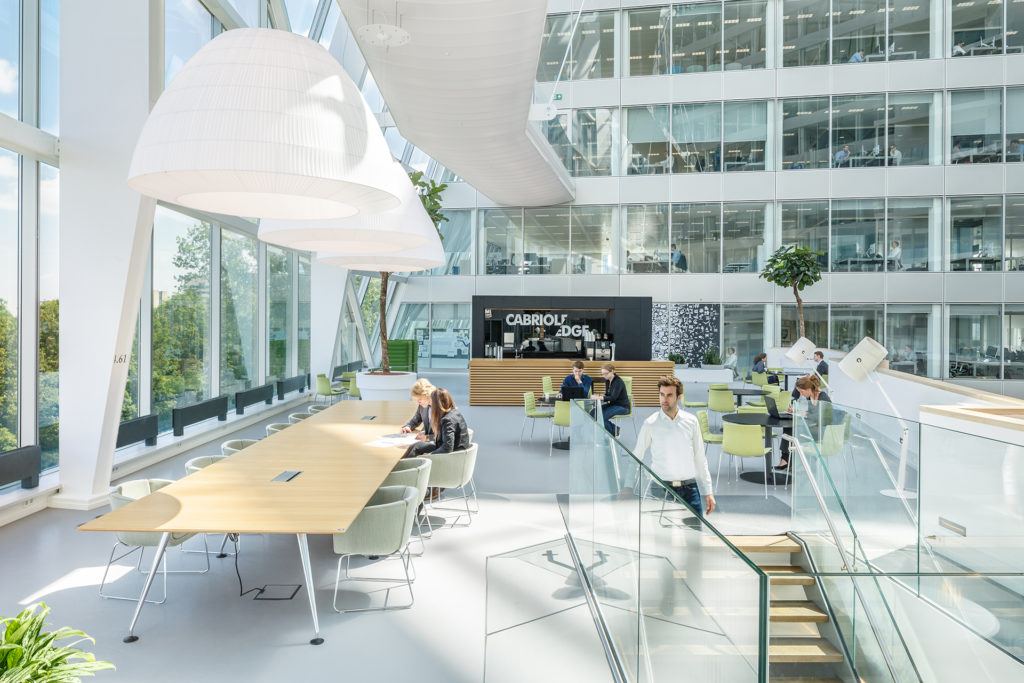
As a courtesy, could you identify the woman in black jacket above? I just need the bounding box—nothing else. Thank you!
[597,363,630,435]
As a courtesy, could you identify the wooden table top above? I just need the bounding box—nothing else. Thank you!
[79,400,415,535]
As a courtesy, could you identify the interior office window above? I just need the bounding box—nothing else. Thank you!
[1005,196,1024,271]
[0,0,17,119]
[573,108,617,176]
[948,196,1003,272]
[1008,88,1024,163]
[220,229,258,410]
[543,113,574,173]
[781,97,830,169]
[266,245,292,382]
[887,305,937,377]
[574,11,616,79]
[0,148,17,451]
[524,207,571,275]
[538,14,573,82]
[950,89,1003,163]
[479,209,523,275]
[831,94,887,167]
[723,305,768,372]
[887,197,939,271]
[670,203,720,273]
[1004,308,1024,379]
[430,304,471,369]
[570,206,616,274]
[152,208,213,433]
[391,303,430,368]
[781,0,830,67]
[780,304,828,348]
[39,0,60,134]
[889,0,932,60]
[779,200,830,269]
[950,0,1004,56]
[672,2,723,73]
[671,102,721,173]
[831,199,885,272]
[887,92,938,166]
[431,210,472,276]
[947,305,1002,379]
[625,7,671,76]
[624,105,672,174]
[38,164,59,469]
[830,305,883,353]
[832,0,886,63]
[624,204,669,273]
[723,202,769,272]
[165,0,213,84]
[724,0,767,69]
[297,254,311,375]
[723,100,768,171]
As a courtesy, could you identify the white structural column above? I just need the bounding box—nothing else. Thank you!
[53,0,162,509]
[311,260,349,380]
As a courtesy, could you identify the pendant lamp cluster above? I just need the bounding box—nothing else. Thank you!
[127,27,443,273]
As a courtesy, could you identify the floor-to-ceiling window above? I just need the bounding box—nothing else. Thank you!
[220,229,258,407]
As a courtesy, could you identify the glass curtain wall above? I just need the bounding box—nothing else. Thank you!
[948,196,1003,271]
[950,89,1003,163]
[722,202,769,272]
[266,246,293,382]
[831,199,885,271]
[480,209,523,275]
[671,102,721,173]
[1006,196,1024,271]
[38,164,59,468]
[432,210,472,275]
[886,305,936,377]
[524,207,571,275]
[625,205,670,273]
[0,149,18,450]
[220,229,258,409]
[779,200,830,268]
[948,305,1002,378]
[625,7,670,76]
[570,206,616,274]
[670,204,720,273]
[151,208,213,432]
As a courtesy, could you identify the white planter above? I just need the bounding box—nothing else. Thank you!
[356,371,418,401]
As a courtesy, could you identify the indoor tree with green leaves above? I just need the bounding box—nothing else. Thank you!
[759,244,823,340]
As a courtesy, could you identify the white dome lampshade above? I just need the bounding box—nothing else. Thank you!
[127,28,398,220]
[784,337,817,365]
[258,162,433,253]
[839,336,888,382]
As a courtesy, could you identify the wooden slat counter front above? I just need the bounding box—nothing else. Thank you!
[469,359,674,406]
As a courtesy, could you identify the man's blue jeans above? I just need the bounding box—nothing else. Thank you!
[669,481,703,516]
[602,404,629,433]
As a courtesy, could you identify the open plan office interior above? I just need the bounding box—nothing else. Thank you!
[2,0,1024,681]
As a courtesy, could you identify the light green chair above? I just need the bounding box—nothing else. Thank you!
[185,455,226,475]
[720,422,773,498]
[288,412,311,424]
[520,392,554,445]
[266,422,290,436]
[609,376,637,436]
[707,387,736,430]
[221,439,258,455]
[383,458,432,552]
[343,371,361,400]
[424,443,479,527]
[99,479,209,603]
[308,404,330,414]
[332,485,419,613]
[541,375,555,397]
[549,401,571,457]
[315,373,347,404]
[681,384,707,408]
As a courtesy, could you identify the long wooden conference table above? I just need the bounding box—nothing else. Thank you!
[79,400,413,645]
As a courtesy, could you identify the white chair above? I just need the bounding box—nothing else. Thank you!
[99,479,209,603]
[423,443,479,527]
[221,439,258,456]
[382,458,432,552]
[288,412,311,424]
[266,423,290,436]
[332,485,419,613]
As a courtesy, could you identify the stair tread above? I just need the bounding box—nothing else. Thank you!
[727,535,802,553]
[769,637,844,663]
[770,600,829,622]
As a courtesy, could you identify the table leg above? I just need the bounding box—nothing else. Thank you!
[297,533,324,645]
[124,531,170,643]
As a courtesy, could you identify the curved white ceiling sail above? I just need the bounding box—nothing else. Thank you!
[338,0,574,207]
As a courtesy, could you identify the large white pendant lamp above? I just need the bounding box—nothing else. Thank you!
[127,28,398,220]
[259,162,435,253]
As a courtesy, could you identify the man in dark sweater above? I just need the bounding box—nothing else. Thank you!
[596,362,630,435]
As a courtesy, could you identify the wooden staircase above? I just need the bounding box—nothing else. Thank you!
[727,535,846,683]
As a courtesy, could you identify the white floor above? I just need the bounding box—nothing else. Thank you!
[0,372,791,682]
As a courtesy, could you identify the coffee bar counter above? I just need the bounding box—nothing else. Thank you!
[468,359,674,406]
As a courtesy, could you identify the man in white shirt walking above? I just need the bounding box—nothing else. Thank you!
[634,376,716,516]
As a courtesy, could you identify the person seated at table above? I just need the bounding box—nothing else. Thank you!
[776,375,832,471]
[723,347,739,380]
[595,363,630,435]
[814,351,829,378]
[559,360,593,398]
[400,378,435,442]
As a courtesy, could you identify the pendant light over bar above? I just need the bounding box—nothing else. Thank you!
[127,28,398,220]
[259,162,434,253]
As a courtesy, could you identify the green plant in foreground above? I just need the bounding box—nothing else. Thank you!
[0,603,114,682]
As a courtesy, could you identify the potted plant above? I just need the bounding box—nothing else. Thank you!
[701,345,724,370]
[357,172,447,401]
[759,244,824,340]
[0,603,114,681]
